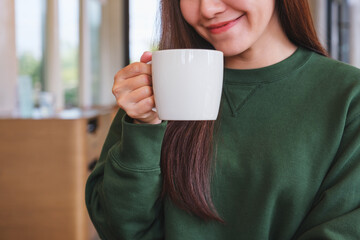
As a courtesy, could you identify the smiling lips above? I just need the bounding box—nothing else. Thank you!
[207,15,243,34]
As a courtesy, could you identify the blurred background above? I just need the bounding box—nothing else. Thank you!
[0,0,359,239]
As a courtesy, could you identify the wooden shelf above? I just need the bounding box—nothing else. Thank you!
[0,108,117,240]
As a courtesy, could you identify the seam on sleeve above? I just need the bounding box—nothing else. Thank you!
[109,149,161,173]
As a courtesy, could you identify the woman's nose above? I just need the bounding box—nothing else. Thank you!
[200,0,226,19]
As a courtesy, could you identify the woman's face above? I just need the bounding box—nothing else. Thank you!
[180,0,281,57]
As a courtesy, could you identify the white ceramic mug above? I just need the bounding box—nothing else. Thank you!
[151,49,224,120]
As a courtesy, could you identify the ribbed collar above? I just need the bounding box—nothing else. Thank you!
[224,47,313,84]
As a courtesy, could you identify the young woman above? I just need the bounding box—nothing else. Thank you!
[86,0,360,239]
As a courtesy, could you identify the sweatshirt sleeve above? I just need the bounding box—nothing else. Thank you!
[293,114,360,239]
[85,109,168,240]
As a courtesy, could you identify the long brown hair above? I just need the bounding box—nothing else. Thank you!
[159,0,328,222]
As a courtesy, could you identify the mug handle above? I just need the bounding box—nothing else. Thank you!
[147,60,157,113]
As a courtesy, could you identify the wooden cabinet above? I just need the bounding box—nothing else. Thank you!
[0,108,116,240]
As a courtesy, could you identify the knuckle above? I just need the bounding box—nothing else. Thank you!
[113,81,127,95]
[143,86,152,96]
[113,70,123,82]
[130,62,141,74]
[140,98,154,111]
[142,87,149,96]
[112,87,119,96]
[141,74,151,84]
[138,74,146,84]
[112,85,124,97]
[146,97,154,106]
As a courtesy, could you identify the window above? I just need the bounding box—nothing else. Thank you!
[129,0,160,63]
[88,0,102,106]
[327,0,351,62]
[15,0,45,94]
[6,0,127,116]
[59,0,79,108]
[15,0,104,112]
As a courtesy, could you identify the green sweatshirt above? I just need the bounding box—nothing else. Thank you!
[85,48,360,240]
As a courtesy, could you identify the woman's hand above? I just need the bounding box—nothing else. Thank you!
[112,51,161,124]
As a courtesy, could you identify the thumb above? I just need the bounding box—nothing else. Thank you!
[140,51,152,63]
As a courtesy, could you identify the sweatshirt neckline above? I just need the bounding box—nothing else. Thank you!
[224,47,313,84]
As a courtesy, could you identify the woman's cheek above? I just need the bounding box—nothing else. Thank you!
[180,0,199,26]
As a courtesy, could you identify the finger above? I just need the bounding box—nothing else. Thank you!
[134,96,156,115]
[140,51,152,63]
[113,73,152,97]
[127,86,153,104]
[127,74,152,91]
[126,96,156,120]
[114,62,151,83]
